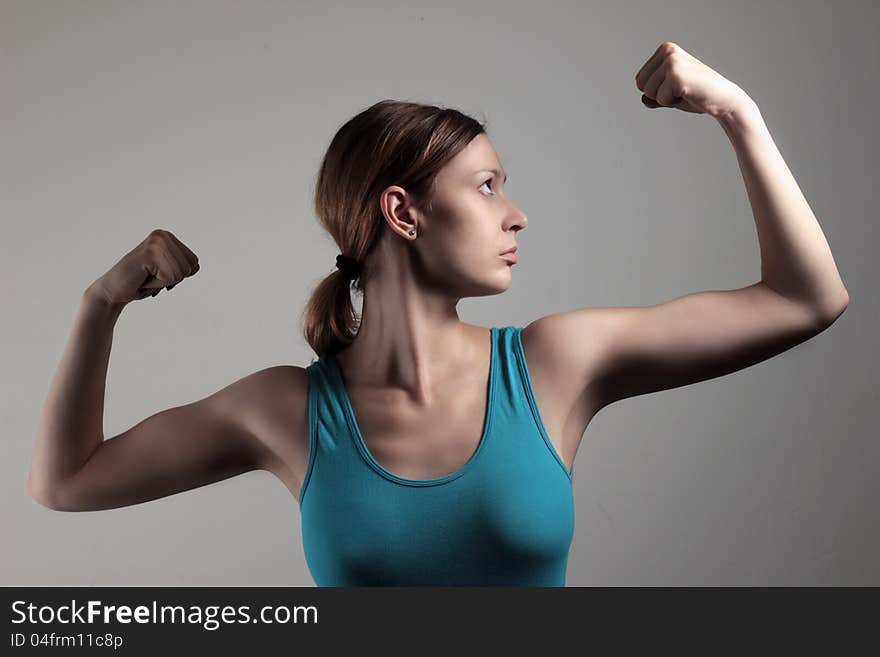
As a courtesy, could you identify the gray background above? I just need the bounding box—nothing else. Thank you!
[3,0,876,586]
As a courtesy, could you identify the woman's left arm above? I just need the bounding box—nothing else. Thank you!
[715,96,849,315]
[640,41,849,317]
[521,43,851,413]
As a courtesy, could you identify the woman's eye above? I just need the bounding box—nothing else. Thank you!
[479,179,495,195]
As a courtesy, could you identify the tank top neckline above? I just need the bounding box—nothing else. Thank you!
[326,326,498,487]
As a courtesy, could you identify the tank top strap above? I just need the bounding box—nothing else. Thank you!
[492,325,575,480]
[493,325,533,411]
[300,356,364,505]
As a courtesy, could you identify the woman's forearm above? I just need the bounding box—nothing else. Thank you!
[27,285,125,503]
[716,98,849,317]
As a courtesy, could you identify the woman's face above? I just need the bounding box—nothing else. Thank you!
[402,134,529,298]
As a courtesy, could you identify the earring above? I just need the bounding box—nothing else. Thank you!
[408,230,416,236]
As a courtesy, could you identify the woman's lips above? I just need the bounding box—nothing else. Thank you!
[500,253,518,264]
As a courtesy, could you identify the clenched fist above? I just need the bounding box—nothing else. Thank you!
[635,41,752,118]
[86,229,200,307]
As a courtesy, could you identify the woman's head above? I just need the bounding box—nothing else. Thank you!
[302,99,528,358]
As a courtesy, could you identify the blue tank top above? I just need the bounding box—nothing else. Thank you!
[299,325,575,586]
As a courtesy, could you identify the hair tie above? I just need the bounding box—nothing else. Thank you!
[335,253,362,280]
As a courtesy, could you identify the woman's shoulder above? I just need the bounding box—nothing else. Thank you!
[231,365,310,492]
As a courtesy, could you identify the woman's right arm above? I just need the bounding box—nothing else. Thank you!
[28,229,287,511]
[27,286,271,512]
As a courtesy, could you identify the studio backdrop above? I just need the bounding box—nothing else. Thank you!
[2,0,876,586]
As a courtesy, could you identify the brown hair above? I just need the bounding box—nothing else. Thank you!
[301,99,487,359]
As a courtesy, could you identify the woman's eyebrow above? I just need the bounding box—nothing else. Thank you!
[472,168,508,183]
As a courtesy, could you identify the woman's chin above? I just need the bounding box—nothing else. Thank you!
[490,268,514,293]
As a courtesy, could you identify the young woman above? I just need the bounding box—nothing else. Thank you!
[27,43,849,586]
